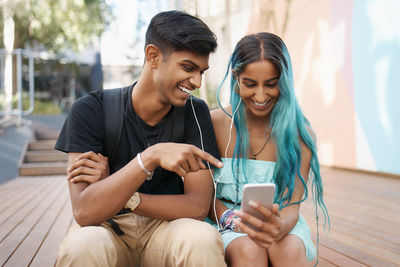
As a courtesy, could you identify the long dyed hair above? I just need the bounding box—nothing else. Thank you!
[217,32,329,225]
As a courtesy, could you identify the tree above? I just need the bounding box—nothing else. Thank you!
[0,0,112,117]
[249,0,293,37]
[1,0,112,52]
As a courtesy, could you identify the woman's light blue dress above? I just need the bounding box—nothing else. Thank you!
[209,158,316,262]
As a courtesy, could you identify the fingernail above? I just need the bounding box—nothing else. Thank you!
[249,200,257,207]
[218,161,223,168]
[233,210,244,216]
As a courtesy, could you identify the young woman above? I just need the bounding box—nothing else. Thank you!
[209,32,329,266]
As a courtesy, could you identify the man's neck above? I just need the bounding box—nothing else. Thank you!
[131,77,172,126]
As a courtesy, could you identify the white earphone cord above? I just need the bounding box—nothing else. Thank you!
[189,94,241,231]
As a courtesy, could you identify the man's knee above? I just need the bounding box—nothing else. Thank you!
[174,219,222,248]
[167,219,226,266]
[56,225,117,266]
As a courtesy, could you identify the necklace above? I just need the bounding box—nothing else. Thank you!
[249,134,271,160]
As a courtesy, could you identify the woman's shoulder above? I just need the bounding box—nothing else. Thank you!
[210,106,235,153]
[210,106,232,124]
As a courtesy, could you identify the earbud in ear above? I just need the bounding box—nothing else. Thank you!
[234,78,240,94]
[232,70,240,94]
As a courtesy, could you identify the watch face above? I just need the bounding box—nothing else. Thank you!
[125,192,140,211]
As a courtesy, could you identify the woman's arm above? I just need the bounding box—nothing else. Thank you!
[208,197,232,224]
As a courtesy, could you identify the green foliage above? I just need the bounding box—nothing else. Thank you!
[190,84,218,109]
[207,85,218,110]
[28,99,62,115]
[0,93,62,114]
[0,0,112,52]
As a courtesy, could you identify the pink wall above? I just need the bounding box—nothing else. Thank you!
[247,0,400,174]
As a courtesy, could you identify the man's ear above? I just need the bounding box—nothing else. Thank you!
[145,44,161,68]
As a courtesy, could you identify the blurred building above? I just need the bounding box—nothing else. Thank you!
[245,0,400,175]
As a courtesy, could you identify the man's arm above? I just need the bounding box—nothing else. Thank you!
[134,169,214,221]
[68,143,222,226]
[67,151,109,183]
[68,152,149,226]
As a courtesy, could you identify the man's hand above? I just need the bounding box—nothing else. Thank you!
[143,143,223,178]
[67,151,110,184]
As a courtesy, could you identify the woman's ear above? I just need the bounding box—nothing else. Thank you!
[232,70,238,80]
[145,44,160,68]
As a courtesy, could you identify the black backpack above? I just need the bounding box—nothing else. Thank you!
[102,84,185,165]
[102,84,185,235]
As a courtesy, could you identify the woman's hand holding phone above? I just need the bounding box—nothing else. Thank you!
[233,202,281,248]
[232,183,282,248]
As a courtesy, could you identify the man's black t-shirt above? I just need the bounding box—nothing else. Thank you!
[55,84,220,195]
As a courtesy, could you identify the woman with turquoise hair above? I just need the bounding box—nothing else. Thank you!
[209,32,329,266]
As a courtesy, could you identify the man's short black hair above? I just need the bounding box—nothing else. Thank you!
[145,10,217,56]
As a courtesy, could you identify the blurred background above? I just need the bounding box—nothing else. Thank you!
[0,0,399,179]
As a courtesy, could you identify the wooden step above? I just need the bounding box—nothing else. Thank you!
[18,140,67,176]
[24,151,68,163]
[18,162,67,176]
[28,140,57,151]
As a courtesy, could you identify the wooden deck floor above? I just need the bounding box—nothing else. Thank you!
[0,168,399,266]
[301,168,400,267]
[0,176,73,267]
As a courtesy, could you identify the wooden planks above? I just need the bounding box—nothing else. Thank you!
[18,162,68,176]
[29,199,74,267]
[0,176,72,267]
[316,244,368,267]
[301,168,400,267]
[19,139,68,176]
[24,151,68,163]
[0,168,399,266]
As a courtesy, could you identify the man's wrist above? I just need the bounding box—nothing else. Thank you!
[137,153,154,180]
[141,146,157,171]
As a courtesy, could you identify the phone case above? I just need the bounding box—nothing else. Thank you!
[241,183,276,230]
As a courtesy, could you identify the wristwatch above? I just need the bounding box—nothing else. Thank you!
[124,192,140,212]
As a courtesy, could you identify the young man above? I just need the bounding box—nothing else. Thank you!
[55,11,226,267]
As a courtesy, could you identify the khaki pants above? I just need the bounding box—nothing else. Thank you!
[56,214,226,267]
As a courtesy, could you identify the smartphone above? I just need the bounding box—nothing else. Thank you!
[241,183,276,231]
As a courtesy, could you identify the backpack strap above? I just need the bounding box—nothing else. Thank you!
[103,83,185,165]
[160,105,185,143]
[103,85,130,165]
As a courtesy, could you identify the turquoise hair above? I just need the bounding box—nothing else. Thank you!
[217,33,329,226]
